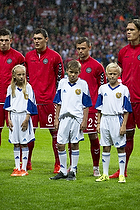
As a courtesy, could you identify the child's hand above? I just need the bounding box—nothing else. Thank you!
[120,124,126,135]
[21,119,29,131]
[80,120,87,131]
[8,120,13,131]
[54,118,59,131]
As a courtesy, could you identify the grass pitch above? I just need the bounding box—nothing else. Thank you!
[0,126,140,210]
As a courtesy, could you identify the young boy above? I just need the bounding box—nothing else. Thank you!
[50,60,92,180]
[95,63,132,183]
[4,65,38,176]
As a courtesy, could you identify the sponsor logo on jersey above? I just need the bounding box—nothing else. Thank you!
[86,67,92,73]
[43,58,48,64]
[116,92,122,98]
[7,58,12,64]
[138,55,140,61]
[24,94,29,100]
[75,89,81,95]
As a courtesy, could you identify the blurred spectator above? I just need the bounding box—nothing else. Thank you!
[0,0,139,70]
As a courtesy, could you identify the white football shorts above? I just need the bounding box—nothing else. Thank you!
[100,115,126,148]
[9,112,35,144]
[57,116,84,144]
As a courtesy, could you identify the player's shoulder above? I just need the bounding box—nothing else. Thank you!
[25,49,36,57]
[78,77,88,85]
[47,47,61,57]
[119,44,130,53]
[10,48,24,56]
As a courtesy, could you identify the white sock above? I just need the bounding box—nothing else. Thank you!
[102,152,110,176]
[14,147,20,170]
[58,150,67,175]
[22,147,29,171]
[118,153,126,176]
[71,150,79,174]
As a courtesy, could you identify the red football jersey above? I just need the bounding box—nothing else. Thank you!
[78,56,106,113]
[118,44,140,102]
[25,47,64,104]
[0,48,25,102]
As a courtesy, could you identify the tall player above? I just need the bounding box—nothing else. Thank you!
[110,19,140,178]
[25,28,64,173]
[75,37,106,176]
[0,28,25,146]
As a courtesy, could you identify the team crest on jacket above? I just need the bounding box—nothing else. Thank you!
[116,92,122,98]
[138,55,140,61]
[24,94,29,100]
[7,58,12,64]
[43,58,48,64]
[75,89,81,95]
[86,67,92,73]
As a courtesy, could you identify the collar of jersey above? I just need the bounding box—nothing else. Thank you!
[108,83,120,90]
[68,81,77,87]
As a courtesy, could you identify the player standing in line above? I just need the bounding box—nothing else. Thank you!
[95,63,132,183]
[25,28,64,173]
[4,65,38,176]
[73,37,107,176]
[0,28,25,146]
[50,60,92,180]
[109,19,140,178]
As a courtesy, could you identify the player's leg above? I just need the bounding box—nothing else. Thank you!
[11,143,21,176]
[96,146,110,182]
[84,113,100,176]
[117,147,126,183]
[27,114,38,170]
[109,112,135,178]
[88,133,100,176]
[20,144,29,176]
[0,106,7,146]
[49,129,60,173]
[50,144,67,180]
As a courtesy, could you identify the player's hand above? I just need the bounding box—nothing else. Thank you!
[8,120,13,131]
[96,124,100,134]
[120,124,126,135]
[54,118,59,131]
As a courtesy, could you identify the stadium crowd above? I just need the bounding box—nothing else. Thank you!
[0,0,139,69]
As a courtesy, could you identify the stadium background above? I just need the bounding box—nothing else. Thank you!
[0,0,139,70]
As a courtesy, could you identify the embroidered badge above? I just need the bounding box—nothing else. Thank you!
[116,92,122,98]
[86,67,92,73]
[7,58,12,64]
[75,89,81,95]
[137,55,140,61]
[24,94,29,100]
[43,58,48,64]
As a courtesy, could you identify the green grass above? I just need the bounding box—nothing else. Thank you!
[0,126,140,210]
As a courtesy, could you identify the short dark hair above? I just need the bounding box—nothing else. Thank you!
[67,60,81,71]
[128,19,140,30]
[33,28,48,38]
[0,28,12,38]
[75,37,91,47]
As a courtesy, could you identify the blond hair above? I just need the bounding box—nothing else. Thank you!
[11,65,27,98]
[106,62,122,74]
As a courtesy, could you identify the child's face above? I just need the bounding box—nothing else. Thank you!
[67,68,80,84]
[14,67,26,86]
[106,67,120,86]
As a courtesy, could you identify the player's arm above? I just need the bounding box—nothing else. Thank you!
[96,110,101,134]
[80,107,89,131]
[8,111,13,131]
[54,104,61,131]
[55,56,64,90]
[120,112,129,135]
[21,113,30,131]
[97,71,107,88]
